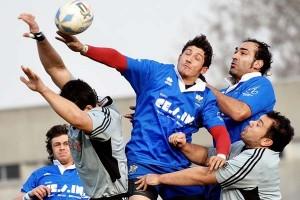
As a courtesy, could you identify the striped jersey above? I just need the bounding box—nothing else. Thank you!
[215,141,281,200]
[68,99,128,198]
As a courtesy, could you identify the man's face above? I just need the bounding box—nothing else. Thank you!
[177,46,207,84]
[241,115,274,147]
[229,42,259,80]
[51,134,73,165]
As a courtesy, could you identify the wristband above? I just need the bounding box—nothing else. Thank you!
[217,153,227,160]
[29,32,45,42]
[23,192,32,200]
[80,44,89,55]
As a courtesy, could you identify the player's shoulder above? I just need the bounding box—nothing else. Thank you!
[90,105,120,119]
[237,148,268,164]
[126,57,171,67]
[31,164,57,176]
[248,75,273,85]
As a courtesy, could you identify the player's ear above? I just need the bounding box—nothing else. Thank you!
[261,137,273,147]
[84,105,93,111]
[252,60,264,71]
[200,66,208,74]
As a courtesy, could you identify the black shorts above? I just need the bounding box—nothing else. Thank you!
[90,193,128,200]
[128,179,205,200]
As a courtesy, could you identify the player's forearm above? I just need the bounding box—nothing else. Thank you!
[14,192,25,200]
[180,143,208,165]
[84,45,127,71]
[210,126,231,157]
[159,166,217,186]
[37,38,72,88]
[40,88,92,131]
[208,86,251,121]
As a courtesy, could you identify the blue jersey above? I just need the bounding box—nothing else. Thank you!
[21,163,89,199]
[222,73,275,143]
[122,57,224,170]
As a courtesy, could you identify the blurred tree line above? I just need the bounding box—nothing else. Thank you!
[207,0,300,82]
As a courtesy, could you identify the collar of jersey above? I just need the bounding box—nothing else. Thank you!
[53,159,75,174]
[225,72,261,93]
[175,66,206,92]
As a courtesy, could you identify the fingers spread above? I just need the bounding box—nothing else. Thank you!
[20,76,29,84]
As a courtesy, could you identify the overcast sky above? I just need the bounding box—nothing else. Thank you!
[1,0,230,110]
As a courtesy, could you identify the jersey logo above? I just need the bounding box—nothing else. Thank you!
[128,164,138,174]
[242,86,259,96]
[164,76,173,86]
[155,98,195,124]
[47,184,88,197]
[195,94,203,102]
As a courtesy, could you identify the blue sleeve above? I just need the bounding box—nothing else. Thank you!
[238,79,275,115]
[122,57,168,95]
[21,171,38,193]
[201,89,225,129]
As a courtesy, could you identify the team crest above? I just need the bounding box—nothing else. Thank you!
[242,86,259,96]
[129,164,138,174]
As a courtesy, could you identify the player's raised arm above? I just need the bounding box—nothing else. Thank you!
[20,66,93,132]
[18,13,72,89]
[55,31,128,72]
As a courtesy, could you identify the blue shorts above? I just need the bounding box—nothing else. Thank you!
[128,162,205,200]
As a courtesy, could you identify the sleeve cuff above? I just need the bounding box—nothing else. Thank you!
[217,153,227,160]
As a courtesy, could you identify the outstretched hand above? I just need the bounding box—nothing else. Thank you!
[18,13,40,37]
[168,132,187,148]
[55,31,84,52]
[20,66,47,93]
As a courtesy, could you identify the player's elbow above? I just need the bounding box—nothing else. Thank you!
[69,113,93,133]
[231,107,251,122]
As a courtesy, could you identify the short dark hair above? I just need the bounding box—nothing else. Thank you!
[45,124,69,162]
[265,111,294,152]
[243,38,273,76]
[182,35,213,68]
[60,79,98,110]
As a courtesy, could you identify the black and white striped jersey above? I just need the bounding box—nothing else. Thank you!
[216,141,281,200]
[68,102,127,198]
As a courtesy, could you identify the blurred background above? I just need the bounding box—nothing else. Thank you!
[1,0,299,199]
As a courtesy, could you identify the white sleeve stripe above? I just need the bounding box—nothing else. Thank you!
[220,148,265,189]
[90,107,111,136]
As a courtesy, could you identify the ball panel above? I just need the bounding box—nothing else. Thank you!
[54,0,93,35]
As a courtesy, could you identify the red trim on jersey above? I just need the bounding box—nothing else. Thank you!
[85,45,127,72]
[209,126,231,156]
